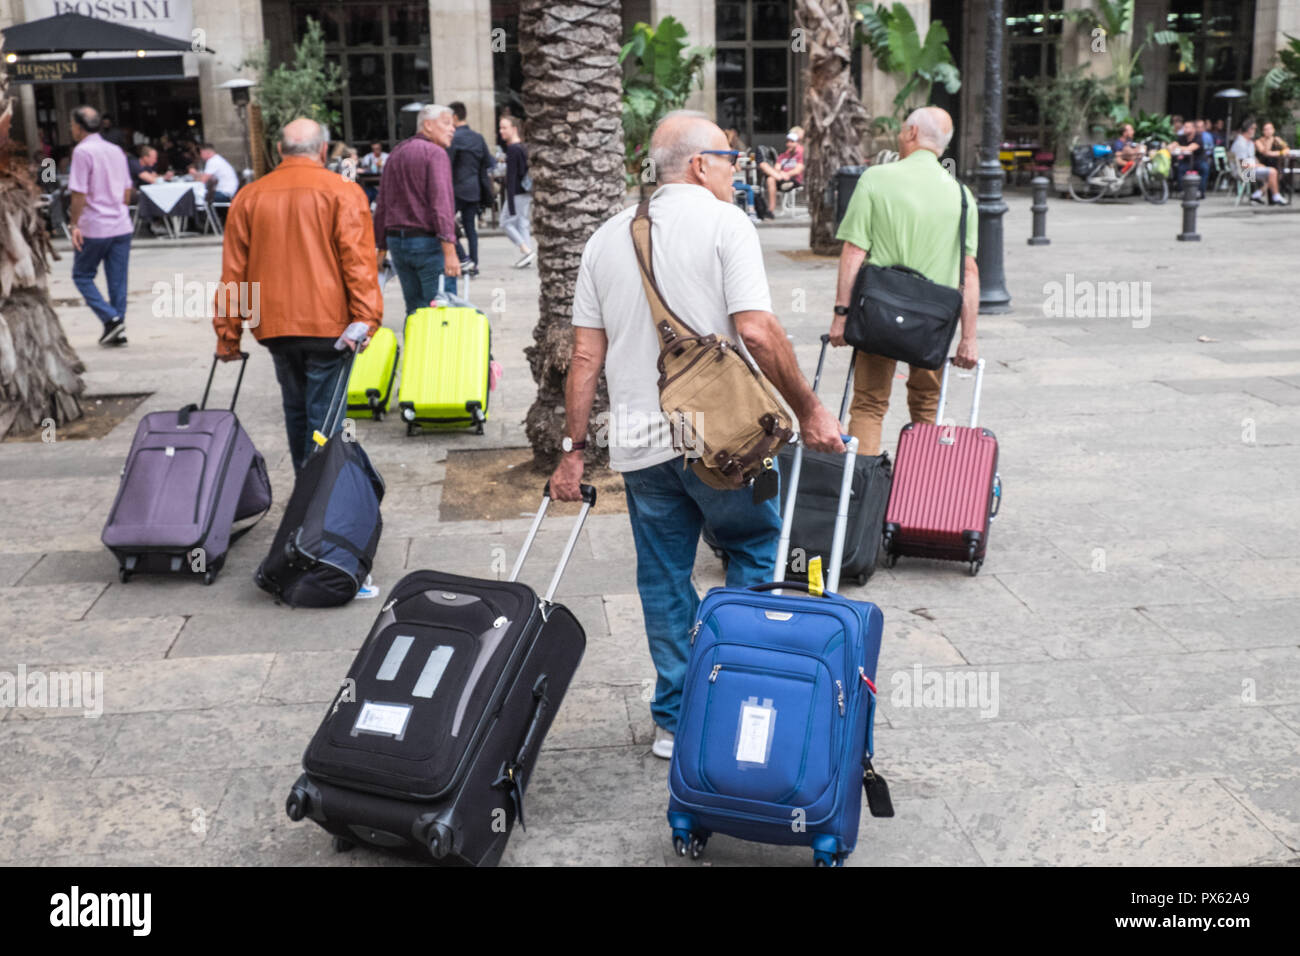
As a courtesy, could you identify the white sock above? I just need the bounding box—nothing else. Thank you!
[1273,193,1284,202]
[1252,189,1263,199]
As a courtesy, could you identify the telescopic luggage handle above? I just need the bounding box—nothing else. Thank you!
[509,483,597,605]
[201,352,250,411]
[318,348,358,444]
[935,356,986,428]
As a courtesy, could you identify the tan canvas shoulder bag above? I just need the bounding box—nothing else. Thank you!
[629,199,792,491]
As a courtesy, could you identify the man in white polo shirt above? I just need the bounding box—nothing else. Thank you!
[193,142,239,202]
[548,110,843,758]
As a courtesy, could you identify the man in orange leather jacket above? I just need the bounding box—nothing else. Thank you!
[213,118,383,472]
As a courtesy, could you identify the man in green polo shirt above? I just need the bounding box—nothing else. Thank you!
[829,106,980,455]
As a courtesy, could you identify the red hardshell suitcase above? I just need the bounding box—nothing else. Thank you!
[881,358,1002,575]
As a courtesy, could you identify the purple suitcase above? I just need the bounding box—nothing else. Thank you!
[102,354,271,585]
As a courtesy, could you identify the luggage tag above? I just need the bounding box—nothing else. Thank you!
[808,556,824,596]
[751,459,778,504]
[312,430,328,448]
[735,696,777,770]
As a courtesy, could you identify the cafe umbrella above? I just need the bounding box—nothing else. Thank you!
[1,12,212,57]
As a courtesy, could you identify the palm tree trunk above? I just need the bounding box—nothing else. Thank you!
[519,0,625,470]
[0,62,86,440]
[796,0,873,255]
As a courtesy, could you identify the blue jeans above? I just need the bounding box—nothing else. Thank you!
[72,232,132,326]
[266,339,350,473]
[386,234,455,316]
[733,181,756,211]
[622,459,782,732]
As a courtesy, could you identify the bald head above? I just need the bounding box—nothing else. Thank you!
[902,107,954,156]
[280,118,326,160]
[650,110,725,184]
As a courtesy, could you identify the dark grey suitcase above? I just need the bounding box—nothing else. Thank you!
[102,354,271,584]
[706,336,891,585]
[285,484,595,866]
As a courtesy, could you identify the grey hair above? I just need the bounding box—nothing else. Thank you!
[419,104,453,127]
[72,105,101,132]
[904,107,953,153]
[649,110,716,183]
[280,119,325,156]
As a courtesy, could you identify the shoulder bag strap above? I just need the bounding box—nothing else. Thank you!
[955,182,968,292]
[630,199,703,348]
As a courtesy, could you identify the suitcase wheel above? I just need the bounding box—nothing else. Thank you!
[884,551,898,569]
[813,850,845,867]
[332,836,355,853]
[406,422,419,437]
[203,568,217,586]
[672,830,708,860]
[969,559,982,577]
[285,786,308,822]
[118,567,131,584]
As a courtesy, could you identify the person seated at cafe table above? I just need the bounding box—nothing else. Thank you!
[1110,123,1144,170]
[128,145,173,236]
[189,143,239,203]
[1254,121,1291,173]
[1232,118,1287,206]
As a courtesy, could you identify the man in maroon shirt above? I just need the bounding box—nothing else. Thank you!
[373,104,462,314]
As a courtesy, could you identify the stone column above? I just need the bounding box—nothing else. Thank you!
[1132,0,1170,117]
[192,0,265,164]
[651,0,715,117]
[430,0,495,132]
[1255,0,1300,89]
[4,0,40,153]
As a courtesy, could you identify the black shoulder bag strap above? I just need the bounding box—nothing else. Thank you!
[955,181,968,294]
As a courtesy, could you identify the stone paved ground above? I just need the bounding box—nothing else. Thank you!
[1,192,1298,866]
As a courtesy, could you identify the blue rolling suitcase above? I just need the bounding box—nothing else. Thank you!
[667,430,894,867]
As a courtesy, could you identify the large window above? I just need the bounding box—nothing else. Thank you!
[1004,0,1065,146]
[290,2,431,149]
[716,1,798,148]
[1165,0,1255,124]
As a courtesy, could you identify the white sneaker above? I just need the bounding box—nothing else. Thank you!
[652,726,674,759]
[514,250,536,268]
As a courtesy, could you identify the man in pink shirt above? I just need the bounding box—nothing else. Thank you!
[372,103,461,314]
[67,106,133,346]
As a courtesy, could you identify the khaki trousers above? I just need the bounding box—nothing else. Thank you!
[846,352,942,456]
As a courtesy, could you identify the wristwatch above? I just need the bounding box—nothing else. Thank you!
[561,436,587,453]
[833,305,849,316]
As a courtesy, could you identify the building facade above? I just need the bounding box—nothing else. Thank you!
[2,0,1297,174]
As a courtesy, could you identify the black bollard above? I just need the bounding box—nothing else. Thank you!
[1177,171,1202,242]
[1028,175,1050,245]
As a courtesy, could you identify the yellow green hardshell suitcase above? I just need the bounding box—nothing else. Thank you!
[397,283,491,436]
[346,326,400,420]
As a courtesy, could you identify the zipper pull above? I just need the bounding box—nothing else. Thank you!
[709,664,721,683]
[859,666,877,694]
[381,597,397,613]
[689,621,701,645]
[836,679,845,716]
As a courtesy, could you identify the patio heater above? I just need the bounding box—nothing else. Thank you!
[217,78,255,180]
[1214,88,1248,140]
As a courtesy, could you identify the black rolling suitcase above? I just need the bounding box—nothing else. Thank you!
[705,336,891,585]
[285,484,595,866]
[255,351,386,607]
[776,336,891,585]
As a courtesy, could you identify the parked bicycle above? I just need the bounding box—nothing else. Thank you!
[1069,140,1170,204]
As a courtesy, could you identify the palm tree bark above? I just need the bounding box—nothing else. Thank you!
[519,0,625,470]
[796,0,873,255]
[0,56,86,440]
